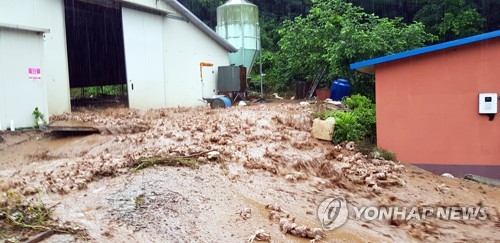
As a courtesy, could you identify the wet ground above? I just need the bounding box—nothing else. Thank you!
[0,103,499,242]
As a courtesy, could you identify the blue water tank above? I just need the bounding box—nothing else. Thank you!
[330,79,351,101]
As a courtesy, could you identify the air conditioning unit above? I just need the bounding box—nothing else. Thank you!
[217,66,247,92]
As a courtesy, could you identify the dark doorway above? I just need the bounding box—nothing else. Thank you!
[64,0,128,108]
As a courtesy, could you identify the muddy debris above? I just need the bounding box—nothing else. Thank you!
[133,156,200,170]
[346,141,355,151]
[238,208,253,220]
[50,109,150,135]
[435,184,451,194]
[107,183,190,236]
[247,229,271,242]
[266,204,325,241]
[5,116,406,197]
[1,104,499,242]
[0,191,87,242]
[41,156,131,195]
[27,150,60,162]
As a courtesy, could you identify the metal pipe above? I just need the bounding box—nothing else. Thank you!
[259,27,263,98]
[259,52,263,98]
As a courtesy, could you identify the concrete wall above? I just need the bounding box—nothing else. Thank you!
[0,0,70,117]
[375,39,500,176]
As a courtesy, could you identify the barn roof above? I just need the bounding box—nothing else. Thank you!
[163,0,238,53]
[350,30,500,74]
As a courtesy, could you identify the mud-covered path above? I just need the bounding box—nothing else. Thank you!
[1,103,498,242]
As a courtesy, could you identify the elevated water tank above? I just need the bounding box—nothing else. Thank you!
[216,0,260,76]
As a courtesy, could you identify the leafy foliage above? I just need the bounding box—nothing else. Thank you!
[343,94,374,110]
[0,191,87,241]
[414,0,485,41]
[177,0,500,52]
[329,111,365,144]
[177,0,499,96]
[32,107,46,129]
[377,148,397,161]
[352,107,376,142]
[321,94,376,144]
[70,85,126,99]
[356,140,397,160]
[1,191,51,238]
[264,0,435,96]
[347,0,498,35]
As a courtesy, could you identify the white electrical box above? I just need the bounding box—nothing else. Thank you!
[479,93,498,114]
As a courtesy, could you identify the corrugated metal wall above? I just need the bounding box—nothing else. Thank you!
[122,7,166,109]
[0,0,231,114]
[0,28,47,128]
[122,1,231,109]
[0,0,71,116]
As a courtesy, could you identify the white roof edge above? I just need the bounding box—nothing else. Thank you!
[121,0,176,15]
[0,22,50,33]
[162,0,238,53]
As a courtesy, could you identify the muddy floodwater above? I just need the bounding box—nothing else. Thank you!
[1,103,499,242]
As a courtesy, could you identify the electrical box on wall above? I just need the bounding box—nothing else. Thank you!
[479,93,498,114]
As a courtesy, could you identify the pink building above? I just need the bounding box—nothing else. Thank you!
[351,31,500,179]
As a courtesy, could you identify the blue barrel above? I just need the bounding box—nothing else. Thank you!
[330,79,351,101]
[211,97,232,109]
[220,97,232,107]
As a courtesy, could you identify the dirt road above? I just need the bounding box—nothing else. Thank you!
[0,103,498,242]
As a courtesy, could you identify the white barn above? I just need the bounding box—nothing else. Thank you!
[0,0,236,128]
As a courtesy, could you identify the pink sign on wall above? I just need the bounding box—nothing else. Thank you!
[28,68,41,80]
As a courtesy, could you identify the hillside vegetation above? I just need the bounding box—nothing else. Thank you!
[179,0,499,96]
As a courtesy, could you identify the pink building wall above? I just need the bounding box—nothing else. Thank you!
[375,38,500,178]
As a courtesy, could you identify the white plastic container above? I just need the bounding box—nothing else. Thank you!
[38,118,44,127]
[10,120,15,131]
[311,117,336,141]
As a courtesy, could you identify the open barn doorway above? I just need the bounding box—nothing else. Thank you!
[64,0,128,109]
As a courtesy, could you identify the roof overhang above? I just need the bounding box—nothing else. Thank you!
[350,30,500,75]
[0,22,50,34]
[162,0,238,53]
[120,0,175,15]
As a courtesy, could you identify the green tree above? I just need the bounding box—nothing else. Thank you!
[266,0,435,97]
[414,0,485,41]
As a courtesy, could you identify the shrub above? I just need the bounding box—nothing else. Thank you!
[313,109,338,120]
[343,94,374,110]
[331,111,366,144]
[32,107,46,129]
[375,148,397,161]
[322,110,337,120]
[312,94,376,144]
[356,140,398,161]
[352,107,376,142]
[312,111,323,119]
